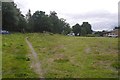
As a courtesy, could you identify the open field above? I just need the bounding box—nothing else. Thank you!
[2,34,38,78]
[2,33,119,78]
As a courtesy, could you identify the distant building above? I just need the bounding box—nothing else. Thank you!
[103,29,119,37]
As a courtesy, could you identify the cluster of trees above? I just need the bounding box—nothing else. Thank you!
[2,2,26,32]
[2,2,71,34]
[26,10,71,34]
[2,2,93,36]
[72,22,92,36]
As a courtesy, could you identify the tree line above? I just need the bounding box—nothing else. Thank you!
[2,2,92,36]
[72,22,92,36]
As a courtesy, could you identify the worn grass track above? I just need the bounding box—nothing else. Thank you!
[26,37,44,78]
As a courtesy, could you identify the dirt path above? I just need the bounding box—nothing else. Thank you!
[25,37,44,78]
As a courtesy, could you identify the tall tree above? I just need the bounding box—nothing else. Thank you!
[72,23,81,36]
[26,9,32,21]
[81,22,92,36]
[26,9,34,32]
[2,2,19,31]
[49,11,61,33]
[62,23,71,35]
[31,11,51,32]
[2,2,27,32]
[18,14,27,33]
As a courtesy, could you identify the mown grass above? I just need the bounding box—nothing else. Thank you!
[2,33,38,78]
[28,33,118,78]
[2,33,119,78]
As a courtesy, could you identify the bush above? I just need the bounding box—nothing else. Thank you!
[86,34,96,37]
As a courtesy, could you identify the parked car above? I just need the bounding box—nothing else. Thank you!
[0,30,9,34]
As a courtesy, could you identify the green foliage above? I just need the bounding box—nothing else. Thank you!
[49,11,60,33]
[2,2,19,31]
[94,31,104,37]
[2,2,92,35]
[72,22,92,36]
[62,24,71,35]
[72,23,81,36]
[2,2,71,34]
[30,11,51,32]
[2,2,26,32]
[18,14,27,33]
[86,34,96,37]
[26,9,33,32]
[81,22,92,36]
[25,10,71,34]
[81,26,87,36]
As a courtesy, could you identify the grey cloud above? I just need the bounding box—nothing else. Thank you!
[92,21,118,31]
[118,2,120,26]
[62,11,118,31]
[14,0,29,14]
[64,11,117,20]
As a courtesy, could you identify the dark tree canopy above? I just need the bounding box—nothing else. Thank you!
[31,11,50,32]
[25,10,71,33]
[72,22,92,36]
[2,2,26,32]
[2,2,19,31]
[81,22,92,36]
[72,23,81,36]
[2,1,92,36]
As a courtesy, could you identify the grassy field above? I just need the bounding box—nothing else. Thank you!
[2,33,119,78]
[2,34,38,78]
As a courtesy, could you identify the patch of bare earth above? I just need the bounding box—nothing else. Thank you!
[85,47,91,54]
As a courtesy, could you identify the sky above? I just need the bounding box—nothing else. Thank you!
[14,0,119,31]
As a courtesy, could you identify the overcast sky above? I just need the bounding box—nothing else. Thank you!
[14,0,119,31]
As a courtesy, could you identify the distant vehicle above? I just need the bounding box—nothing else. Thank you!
[0,30,9,34]
[108,34,118,38]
